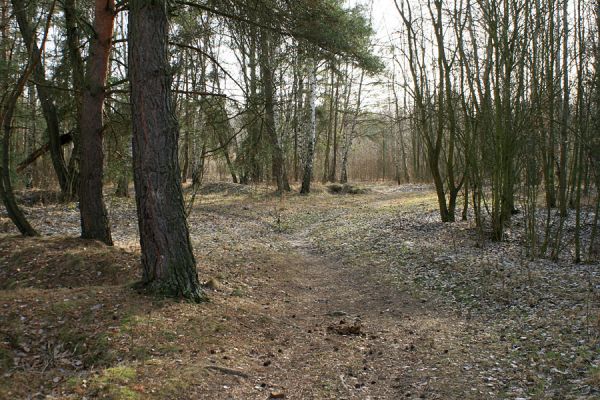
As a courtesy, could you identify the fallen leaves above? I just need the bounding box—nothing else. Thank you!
[1,183,598,399]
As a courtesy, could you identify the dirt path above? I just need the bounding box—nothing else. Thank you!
[180,188,504,399]
[213,216,501,399]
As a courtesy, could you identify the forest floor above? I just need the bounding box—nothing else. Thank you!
[0,182,599,399]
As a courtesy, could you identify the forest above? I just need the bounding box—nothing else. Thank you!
[0,0,599,398]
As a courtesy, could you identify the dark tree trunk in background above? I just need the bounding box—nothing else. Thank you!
[1,84,38,236]
[63,0,85,190]
[341,69,364,184]
[115,175,129,197]
[301,61,317,194]
[0,0,55,237]
[323,65,334,183]
[292,50,304,182]
[12,0,74,198]
[328,69,340,183]
[259,28,289,193]
[79,0,114,245]
[129,0,205,302]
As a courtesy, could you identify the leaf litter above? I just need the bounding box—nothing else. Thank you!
[0,182,598,399]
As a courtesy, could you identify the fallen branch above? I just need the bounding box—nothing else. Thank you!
[16,131,73,173]
[205,365,250,379]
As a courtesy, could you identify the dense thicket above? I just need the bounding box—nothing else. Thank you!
[394,0,598,260]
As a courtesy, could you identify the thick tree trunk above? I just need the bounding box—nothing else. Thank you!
[79,0,114,245]
[129,0,205,302]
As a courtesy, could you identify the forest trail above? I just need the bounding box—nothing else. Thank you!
[1,183,598,399]
[254,227,493,399]
[213,187,504,399]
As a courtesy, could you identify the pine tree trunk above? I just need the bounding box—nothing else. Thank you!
[79,0,114,245]
[129,0,205,302]
[63,0,84,193]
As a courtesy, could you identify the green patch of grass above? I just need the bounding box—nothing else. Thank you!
[57,328,113,367]
[63,253,86,270]
[586,365,600,388]
[120,314,141,332]
[231,288,244,297]
[65,376,81,389]
[120,314,134,326]
[0,278,17,290]
[6,250,31,269]
[158,345,183,355]
[161,330,177,342]
[526,377,548,397]
[86,366,140,400]
[0,347,13,370]
[115,386,141,400]
[130,346,151,361]
[101,365,137,384]
[155,365,209,397]
[51,299,79,313]
[211,322,225,333]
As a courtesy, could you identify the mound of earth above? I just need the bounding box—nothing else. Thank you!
[326,183,371,195]
[15,189,64,206]
[0,236,139,289]
[196,182,255,196]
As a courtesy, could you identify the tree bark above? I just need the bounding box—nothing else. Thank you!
[63,0,84,191]
[129,0,205,302]
[79,0,114,245]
